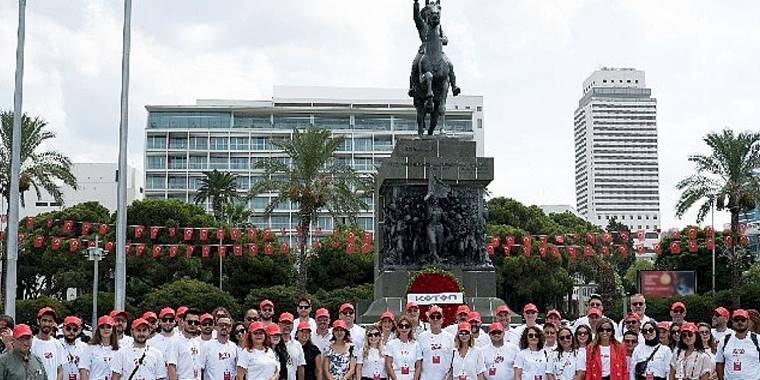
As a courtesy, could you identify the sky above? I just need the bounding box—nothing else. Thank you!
[1,0,758,229]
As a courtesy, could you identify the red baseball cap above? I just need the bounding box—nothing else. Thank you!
[176,306,189,318]
[200,313,214,323]
[97,315,115,327]
[427,306,443,316]
[380,311,395,321]
[159,307,175,319]
[546,309,562,319]
[297,321,312,331]
[587,308,602,317]
[248,321,265,333]
[131,318,151,330]
[656,321,670,330]
[109,310,128,319]
[681,322,698,333]
[339,303,354,313]
[468,311,482,324]
[37,306,57,319]
[278,312,294,323]
[523,303,538,313]
[714,307,730,318]
[315,308,330,319]
[456,305,471,315]
[495,305,511,315]
[405,302,419,311]
[266,323,281,335]
[625,312,641,321]
[733,309,749,319]
[63,316,82,327]
[13,324,33,339]
[332,319,348,330]
[457,321,471,332]
[488,322,504,332]
[260,299,274,309]
[142,311,158,321]
[671,302,686,311]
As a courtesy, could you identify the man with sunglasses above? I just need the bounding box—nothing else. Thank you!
[60,316,86,380]
[622,312,644,344]
[198,314,215,343]
[167,308,202,380]
[713,306,734,343]
[111,318,167,380]
[716,309,760,380]
[243,308,260,328]
[669,302,687,325]
[278,312,306,380]
[148,307,177,355]
[292,297,317,340]
[445,305,472,335]
[32,307,64,380]
[260,300,276,327]
[481,322,518,380]
[199,316,237,380]
[620,294,655,329]
[339,303,365,356]
[418,305,453,380]
[312,308,332,355]
[573,294,621,338]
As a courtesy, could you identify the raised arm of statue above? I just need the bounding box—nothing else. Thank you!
[440,25,448,45]
[413,0,424,31]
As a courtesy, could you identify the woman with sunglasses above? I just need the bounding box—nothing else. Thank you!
[696,323,716,356]
[232,322,247,348]
[668,322,713,380]
[543,323,558,352]
[630,321,671,380]
[357,325,388,380]
[268,324,290,380]
[514,326,547,380]
[237,321,280,380]
[657,322,671,347]
[450,321,487,380]
[324,320,356,380]
[575,325,593,349]
[79,316,119,380]
[669,323,682,351]
[384,315,422,380]
[547,326,579,380]
[580,318,627,380]
[379,312,397,345]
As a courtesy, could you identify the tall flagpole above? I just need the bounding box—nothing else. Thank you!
[4,0,27,319]
[114,0,132,310]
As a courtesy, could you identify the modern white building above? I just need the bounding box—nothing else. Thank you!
[574,68,660,232]
[143,86,484,243]
[1,163,143,219]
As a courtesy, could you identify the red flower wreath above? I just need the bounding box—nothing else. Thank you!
[406,269,464,327]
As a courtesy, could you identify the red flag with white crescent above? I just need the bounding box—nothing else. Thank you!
[167,227,176,238]
[52,237,62,251]
[199,228,208,241]
[149,226,159,240]
[687,227,697,240]
[169,245,178,257]
[265,242,274,255]
[705,226,715,238]
[134,225,144,239]
[487,244,495,256]
[135,244,146,256]
[706,238,716,250]
[185,245,194,258]
[247,228,257,241]
[233,244,243,256]
[202,245,211,257]
[231,228,241,241]
[617,246,628,257]
[33,235,44,248]
[669,241,681,255]
[25,217,34,230]
[98,223,108,236]
[550,245,560,258]
[104,241,114,252]
[216,228,225,241]
[687,240,699,253]
[69,239,80,252]
[218,245,227,257]
[152,245,162,257]
[248,243,258,256]
[636,244,645,256]
[63,220,74,234]
[183,228,193,241]
[583,245,594,257]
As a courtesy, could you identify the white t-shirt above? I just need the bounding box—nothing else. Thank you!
[716,333,760,380]
[290,318,317,339]
[147,333,175,357]
[600,346,611,377]
[166,334,202,380]
[418,330,454,380]
[60,339,87,380]
[110,344,167,380]
[284,339,306,380]
[311,330,332,355]
[482,341,519,380]
[474,334,490,349]
[576,347,586,371]
[32,336,65,380]
[504,328,522,346]
[712,328,734,344]
[349,324,366,357]
[384,338,423,380]
[548,350,580,380]
[200,339,238,380]
[513,348,548,380]
[118,335,134,348]
[670,349,714,380]
[445,322,469,336]
[630,344,672,379]
[357,347,387,379]
[451,346,486,380]
[79,344,118,380]
[238,347,279,380]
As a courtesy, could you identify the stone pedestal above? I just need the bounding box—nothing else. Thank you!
[359,137,506,324]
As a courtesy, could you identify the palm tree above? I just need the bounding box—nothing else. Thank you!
[194,169,239,221]
[675,128,760,306]
[0,111,77,214]
[252,128,370,289]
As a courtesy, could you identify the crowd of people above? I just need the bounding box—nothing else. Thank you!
[0,293,759,380]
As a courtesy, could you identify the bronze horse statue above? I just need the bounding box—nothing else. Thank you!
[410,0,460,136]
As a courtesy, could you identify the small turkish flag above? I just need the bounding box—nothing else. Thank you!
[601,232,612,245]
[280,242,289,254]
[550,245,560,258]
[184,228,193,241]
[167,227,176,238]
[264,229,272,241]
[152,245,162,257]
[687,227,698,240]
[671,229,681,240]
[706,226,715,238]
[233,244,243,256]
[98,223,108,235]
[218,245,227,257]
[216,228,225,241]
[522,245,531,257]
[583,245,594,257]
[185,245,195,257]
[247,228,257,241]
[620,231,630,243]
[600,246,610,256]
[670,241,681,254]
[555,235,564,244]
[567,246,577,259]
[104,241,114,252]
[724,235,733,248]
[136,244,146,256]
[264,242,274,255]
[133,225,144,239]
[88,240,96,248]
[346,242,356,254]
[169,245,178,257]
[199,228,208,241]
[63,220,74,234]
[487,244,495,256]
[69,239,80,252]
[586,233,596,246]
[739,235,749,247]
[654,243,662,255]
[688,240,699,253]
[618,246,628,257]
[25,217,34,230]
[637,230,645,241]
[361,242,371,254]
[33,235,44,248]
[538,245,547,257]
[491,237,500,247]
[202,245,211,257]
[52,237,62,250]
[505,236,515,248]
[231,228,241,241]
[706,238,716,250]
[636,244,645,255]
[81,222,91,236]
[248,243,258,256]
[363,231,372,244]
[150,226,160,240]
[521,235,532,249]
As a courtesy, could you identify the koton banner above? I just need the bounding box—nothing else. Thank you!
[639,270,696,297]
[407,292,464,305]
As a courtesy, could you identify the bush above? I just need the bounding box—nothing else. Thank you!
[13,296,67,326]
[243,285,305,317]
[645,291,733,323]
[139,279,241,317]
[312,284,373,318]
[242,283,374,321]
[306,230,373,293]
[65,292,120,323]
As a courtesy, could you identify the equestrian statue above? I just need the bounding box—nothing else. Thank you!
[408,0,461,137]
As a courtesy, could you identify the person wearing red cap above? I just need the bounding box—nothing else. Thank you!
[295,321,322,380]
[278,312,306,380]
[79,316,119,380]
[268,323,290,380]
[716,309,760,380]
[656,321,671,347]
[630,319,671,380]
[111,318,167,380]
[445,305,472,336]
[142,311,159,340]
[545,310,562,331]
[468,311,490,348]
[404,302,428,336]
[512,303,542,343]
[383,315,422,380]
[418,305,453,380]
[260,300,276,327]
[379,311,397,345]
[293,297,317,341]
[620,294,655,330]
[482,322,519,380]
[0,324,47,380]
[542,322,558,352]
[622,312,642,341]
[176,306,189,334]
[109,310,132,347]
[147,307,177,354]
[237,322,280,380]
[514,325,547,380]
[199,315,237,380]
[312,308,332,355]
[578,318,628,380]
[712,307,734,343]
[670,302,687,325]
[199,313,216,343]
[60,315,86,380]
[323,319,356,380]
[339,303,366,354]
[166,307,202,380]
[573,295,621,338]
[451,321,487,380]
[32,307,64,380]
[668,322,713,380]
[356,324,387,380]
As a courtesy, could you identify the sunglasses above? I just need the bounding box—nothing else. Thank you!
[632,302,645,307]
[524,311,537,315]
[341,311,355,315]
[598,328,613,333]
[527,333,540,338]
[161,318,175,323]
[217,323,231,328]
[252,331,266,336]
[201,322,214,327]
[625,320,638,325]
[624,339,638,344]
[682,332,695,338]
[64,327,79,332]
[489,330,503,335]
[576,331,589,336]
[458,331,471,336]
[367,332,381,338]
[185,320,200,326]
[544,330,556,335]
[672,309,685,314]
[642,328,656,334]
[262,308,274,312]
[99,325,113,329]
[700,330,711,335]
[559,334,573,341]
[671,331,680,335]
[235,329,246,335]
[429,314,442,320]
[398,324,411,329]
[298,305,310,310]
[733,317,747,323]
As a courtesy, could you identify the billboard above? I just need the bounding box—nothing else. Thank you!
[638,270,696,297]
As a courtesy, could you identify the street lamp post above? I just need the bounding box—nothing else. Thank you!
[87,236,105,330]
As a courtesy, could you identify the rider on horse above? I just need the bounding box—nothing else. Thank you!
[408,0,460,98]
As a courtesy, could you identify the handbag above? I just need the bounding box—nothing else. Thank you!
[634,344,661,376]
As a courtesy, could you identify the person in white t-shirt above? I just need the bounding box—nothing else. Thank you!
[668,322,713,380]
[357,324,388,380]
[59,315,86,380]
[279,312,306,380]
[79,315,120,380]
[166,308,203,380]
[482,322,519,380]
[292,296,317,340]
[379,311,397,345]
[514,325,548,380]
[237,321,279,380]
[312,308,332,355]
[198,313,216,345]
[418,306,454,380]
[110,310,133,348]
[340,303,366,355]
[110,318,167,380]
[630,320,671,380]
[32,307,64,380]
[542,323,558,353]
[712,307,734,343]
[446,306,472,336]
[512,303,543,341]
[384,315,422,380]
[547,326,580,380]
[147,307,176,355]
[544,310,563,330]
[404,303,428,337]
[619,294,656,330]
[493,304,520,345]
[468,312,490,349]
[451,321,486,380]
[716,309,760,380]
[199,316,237,380]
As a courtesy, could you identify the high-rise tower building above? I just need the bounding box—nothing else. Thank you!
[574,68,660,231]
